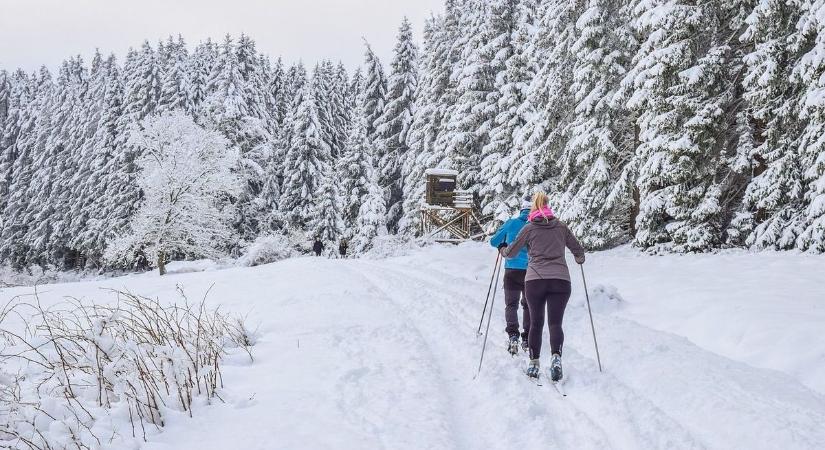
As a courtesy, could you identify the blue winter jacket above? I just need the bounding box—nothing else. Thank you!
[489,209,530,270]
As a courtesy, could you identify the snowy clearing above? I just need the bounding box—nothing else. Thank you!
[1,243,823,449]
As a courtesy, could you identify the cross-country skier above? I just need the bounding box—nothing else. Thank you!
[499,192,585,382]
[489,196,532,355]
[313,238,324,256]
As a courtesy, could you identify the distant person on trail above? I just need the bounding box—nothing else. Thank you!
[339,239,349,258]
[313,238,324,257]
[499,192,585,382]
[489,195,532,355]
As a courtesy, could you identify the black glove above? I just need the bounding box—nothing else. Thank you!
[575,254,585,265]
[497,242,508,250]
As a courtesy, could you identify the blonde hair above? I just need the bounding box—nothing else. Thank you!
[531,191,549,213]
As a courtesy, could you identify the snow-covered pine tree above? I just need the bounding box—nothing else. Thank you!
[311,165,343,245]
[325,61,351,159]
[0,69,10,232]
[201,35,247,133]
[277,62,309,158]
[236,34,270,122]
[59,56,98,265]
[0,69,9,237]
[727,1,805,250]
[189,39,219,114]
[106,112,240,275]
[267,61,302,161]
[510,0,580,200]
[24,57,89,267]
[334,62,353,137]
[0,68,53,268]
[338,102,374,233]
[786,0,824,252]
[313,62,336,157]
[201,35,272,239]
[0,70,25,218]
[400,4,461,235]
[123,41,161,121]
[361,41,387,140]
[237,36,277,240]
[348,66,364,109]
[0,71,26,255]
[477,0,528,223]
[554,0,638,249]
[285,62,308,106]
[253,56,286,234]
[265,63,309,229]
[65,52,111,267]
[442,0,496,191]
[375,17,419,232]
[621,0,745,252]
[318,60,347,158]
[268,57,289,128]
[352,166,388,253]
[75,55,125,267]
[158,35,192,113]
[0,71,9,136]
[256,59,294,234]
[344,103,387,252]
[279,81,331,228]
[339,93,387,252]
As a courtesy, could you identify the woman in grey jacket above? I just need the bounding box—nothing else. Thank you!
[499,192,585,381]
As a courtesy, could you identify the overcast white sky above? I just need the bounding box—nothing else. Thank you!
[0,0,444,73]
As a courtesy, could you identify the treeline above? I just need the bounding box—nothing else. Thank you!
[401,0,824,253]
[0,30,403,269]
[1,0,824,272]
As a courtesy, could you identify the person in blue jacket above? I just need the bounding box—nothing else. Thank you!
[489,196,532,355]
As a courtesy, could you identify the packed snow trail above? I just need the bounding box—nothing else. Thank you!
[3,244,824,449]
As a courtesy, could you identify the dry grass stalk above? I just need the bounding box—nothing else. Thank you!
[0,287,254,449]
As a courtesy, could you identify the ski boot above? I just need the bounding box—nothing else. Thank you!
[550,353,563,382]
[508,335,520,356]
[526,359,540,379]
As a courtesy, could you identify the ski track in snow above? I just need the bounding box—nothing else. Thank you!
[4,247,824,449]
[347,261,588,449]
[355,260,702,450]
[346,257,825,450]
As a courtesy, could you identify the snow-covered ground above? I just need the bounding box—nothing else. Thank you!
[1,243,823,449]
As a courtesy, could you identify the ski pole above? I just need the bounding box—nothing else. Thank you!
[476,252,502,336]
[580,264,603,372]
[474,255,503,379]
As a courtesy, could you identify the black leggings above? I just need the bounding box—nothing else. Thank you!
[525,279,571,359]
[503,269,529,339]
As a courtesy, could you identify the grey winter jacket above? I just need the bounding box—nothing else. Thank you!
[500,216,585,282]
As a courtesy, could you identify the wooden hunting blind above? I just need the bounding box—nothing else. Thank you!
[420,168,484,242]
[425,169,458,207]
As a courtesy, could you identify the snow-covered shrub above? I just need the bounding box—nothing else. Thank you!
[239,234,293,267]
[584,284,624,313]
[0,265,118,288]
[280,227,311,255]
[362,235,426,259]
[0,289,253,449]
